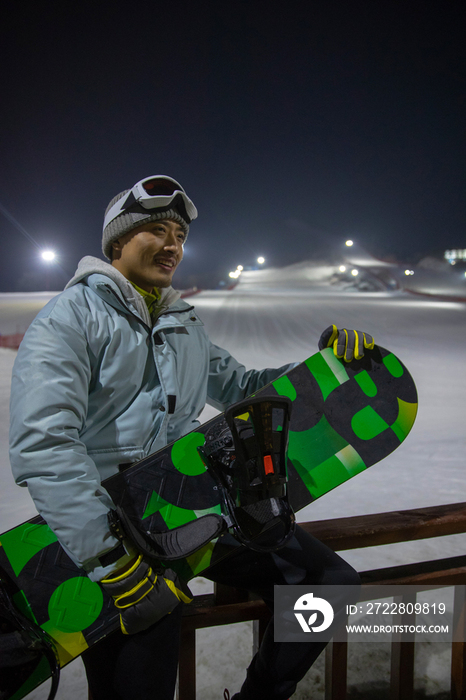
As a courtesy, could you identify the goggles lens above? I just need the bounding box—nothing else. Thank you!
[141,177,185,197]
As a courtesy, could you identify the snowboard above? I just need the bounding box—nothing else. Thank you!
[0,345,417,700]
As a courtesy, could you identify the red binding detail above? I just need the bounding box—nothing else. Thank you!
[263,454,274,475]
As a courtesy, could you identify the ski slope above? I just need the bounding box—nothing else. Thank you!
[0,262,465,699]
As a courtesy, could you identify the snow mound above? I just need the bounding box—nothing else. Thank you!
[236,256,466,300]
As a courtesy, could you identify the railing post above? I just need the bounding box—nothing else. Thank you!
[177,627,196,700]
[325,622,348,700]
[390,592,416,700]
[452,585,466,700]
[252,613,271,656]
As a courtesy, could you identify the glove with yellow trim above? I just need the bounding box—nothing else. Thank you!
[101,555,192,635]
[318,324,375,362]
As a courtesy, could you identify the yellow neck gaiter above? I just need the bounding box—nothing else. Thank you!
[130,282,161,317]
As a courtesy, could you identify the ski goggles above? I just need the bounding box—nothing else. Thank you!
[103,175,198,230]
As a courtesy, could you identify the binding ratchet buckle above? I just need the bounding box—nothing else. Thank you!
[200,396,296,552]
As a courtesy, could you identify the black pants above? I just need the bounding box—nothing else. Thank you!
[82,526,359,700]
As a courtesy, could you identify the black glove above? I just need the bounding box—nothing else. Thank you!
[318,324,375,362]
[101,555,192,635]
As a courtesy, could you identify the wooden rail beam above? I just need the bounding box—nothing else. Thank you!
[299,502,466,551]
[181,595,271,632]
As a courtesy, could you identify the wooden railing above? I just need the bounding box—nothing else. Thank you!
[0,332,24,349]
[177,502,466,700]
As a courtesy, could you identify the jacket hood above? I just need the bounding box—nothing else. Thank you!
[65,256,181,325]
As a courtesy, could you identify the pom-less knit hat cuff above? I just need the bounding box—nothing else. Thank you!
[102,189,190,260]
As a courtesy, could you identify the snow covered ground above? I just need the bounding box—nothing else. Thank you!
[1,262,465,699]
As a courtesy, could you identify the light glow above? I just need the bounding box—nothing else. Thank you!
[257,256,265,265]
[345,240,354,247]
[41,250,56,262]
[445,249,466,264]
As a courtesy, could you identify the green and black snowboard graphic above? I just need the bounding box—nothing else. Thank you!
[0,346,417,699]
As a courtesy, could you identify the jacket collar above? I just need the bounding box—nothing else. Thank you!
[65,256,181,326]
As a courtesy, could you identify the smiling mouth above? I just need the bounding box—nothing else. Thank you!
[154,258,177,270]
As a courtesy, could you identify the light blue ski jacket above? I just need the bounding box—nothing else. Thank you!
[9,257,294,581]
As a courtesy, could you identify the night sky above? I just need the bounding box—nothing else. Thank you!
[1,2,465,292]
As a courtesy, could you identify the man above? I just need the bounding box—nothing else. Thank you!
[10,175,368,700]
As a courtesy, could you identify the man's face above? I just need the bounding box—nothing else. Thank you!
[111,219,186,291]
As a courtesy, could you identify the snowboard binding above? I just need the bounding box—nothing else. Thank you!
[108,508,225,564]
[201,395,296,552]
